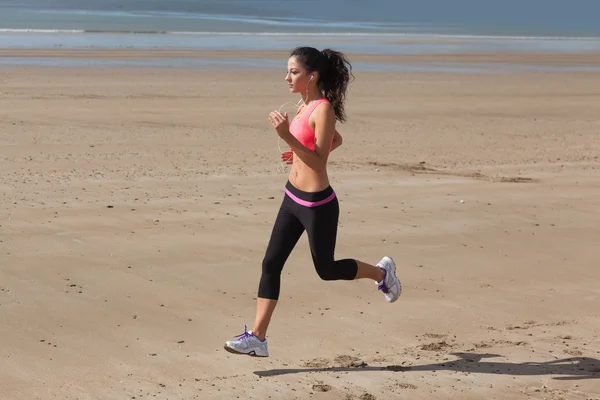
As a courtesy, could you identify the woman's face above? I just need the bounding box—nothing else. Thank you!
[285,56,311,94]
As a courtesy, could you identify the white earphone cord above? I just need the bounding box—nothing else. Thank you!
[276,99,303,173]
[274,73,317,172]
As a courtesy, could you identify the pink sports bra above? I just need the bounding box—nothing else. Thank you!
[289,98,333,152]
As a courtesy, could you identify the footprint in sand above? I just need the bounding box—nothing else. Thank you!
[303,355,368,368]
[419,341,452,352]
[423,333,448,339]
[395,383,418,390]
[506,320,574,331]
[359,393,377,400]
[303,358,331,368]
[312,383,332,392]
[334,355,367,368]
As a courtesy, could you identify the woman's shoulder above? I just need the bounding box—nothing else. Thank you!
[312,99,334,117]
[309,99,336,131]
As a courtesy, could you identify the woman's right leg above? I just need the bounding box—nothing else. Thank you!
[225,195,304,356]
[253,196,304,340]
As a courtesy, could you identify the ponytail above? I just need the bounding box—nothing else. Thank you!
[290,46,354,122]
[319,49,353,123]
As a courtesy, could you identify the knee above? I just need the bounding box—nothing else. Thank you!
[259,258,282,300]
[315,261,337,281]
[262,254,280,274]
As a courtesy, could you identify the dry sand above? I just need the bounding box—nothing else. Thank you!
[1,50,599,399]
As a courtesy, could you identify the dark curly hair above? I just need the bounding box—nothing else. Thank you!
[290,46,354,123]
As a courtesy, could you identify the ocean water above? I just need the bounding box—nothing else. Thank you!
[1,0,600,36]
[1,0,600,71]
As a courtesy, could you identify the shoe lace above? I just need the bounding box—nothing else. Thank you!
[377,268,389,294]
[378,282,390,294]
[233,325,253,341]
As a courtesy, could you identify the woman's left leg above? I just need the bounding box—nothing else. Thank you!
[302,191,401,302]
[286,182,402,302]
[301,195,385,283]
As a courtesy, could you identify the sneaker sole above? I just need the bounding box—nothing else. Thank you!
[223,344,268,357]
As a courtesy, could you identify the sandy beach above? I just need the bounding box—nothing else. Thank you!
[1,50,599,399]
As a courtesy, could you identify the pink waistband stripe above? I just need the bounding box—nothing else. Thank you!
[285,189,336,208]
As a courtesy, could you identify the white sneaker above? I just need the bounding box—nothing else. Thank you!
[224,325,269,357]
[376,256,402,303]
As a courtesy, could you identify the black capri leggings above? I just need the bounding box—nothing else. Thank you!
[258,181,359,300]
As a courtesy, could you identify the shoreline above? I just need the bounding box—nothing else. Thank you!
[2,49,600,73]
[2,48,600,63]
[2,31,600,57]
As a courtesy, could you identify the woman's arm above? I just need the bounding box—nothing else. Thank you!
[331,129,343,152]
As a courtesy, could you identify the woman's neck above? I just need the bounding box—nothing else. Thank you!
[301,88,323,105]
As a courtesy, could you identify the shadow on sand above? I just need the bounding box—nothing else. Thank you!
[254,352,600,380]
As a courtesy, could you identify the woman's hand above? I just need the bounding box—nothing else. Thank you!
[281,150,293,164]
[269,110,291,139]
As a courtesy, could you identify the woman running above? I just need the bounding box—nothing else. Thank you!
[224,46,401,357]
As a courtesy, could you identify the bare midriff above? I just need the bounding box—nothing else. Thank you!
[288,98,333,193]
